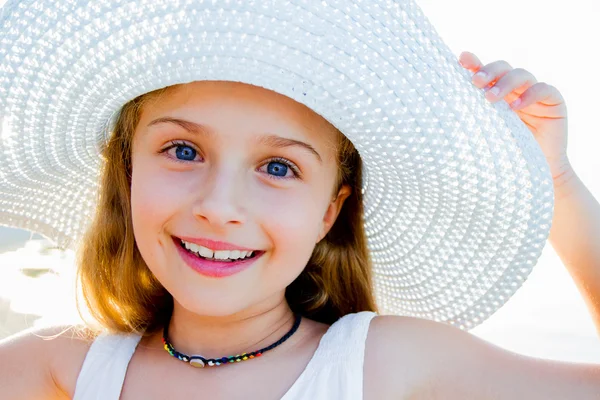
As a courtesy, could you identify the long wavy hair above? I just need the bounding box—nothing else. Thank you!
[76,83,378,336]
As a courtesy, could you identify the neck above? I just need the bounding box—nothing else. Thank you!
[163,298,298,359]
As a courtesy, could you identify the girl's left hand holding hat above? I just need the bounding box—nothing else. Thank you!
[459,50,600,332]
[459,51,571,184]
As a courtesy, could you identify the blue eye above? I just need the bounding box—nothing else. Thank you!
[260,157,300,180]
[175,145,197,161]
[267,161,288,177]
[160,141,201,162]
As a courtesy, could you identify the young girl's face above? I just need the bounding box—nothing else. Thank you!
[130,81,350,317]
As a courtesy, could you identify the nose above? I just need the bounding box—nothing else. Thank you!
[191,164,246,228]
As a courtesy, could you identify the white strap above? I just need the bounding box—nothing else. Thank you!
[73,332,142,400]
[331,311,378,399]
[281,311,378,400]
[320,311,377,362]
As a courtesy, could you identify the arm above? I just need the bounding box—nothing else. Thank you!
[548,162,600,334]
[369,315,600,399]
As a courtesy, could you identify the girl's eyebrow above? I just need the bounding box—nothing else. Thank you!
[258,134,322,163]
[147,116,323,163]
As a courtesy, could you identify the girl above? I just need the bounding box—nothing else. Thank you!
[0,1,599,399]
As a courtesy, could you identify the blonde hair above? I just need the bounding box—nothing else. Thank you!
[76,84,378,336]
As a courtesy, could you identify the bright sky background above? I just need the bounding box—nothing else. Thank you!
[1,0,599,364]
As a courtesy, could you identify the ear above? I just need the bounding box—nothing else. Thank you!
[316,184,352,243]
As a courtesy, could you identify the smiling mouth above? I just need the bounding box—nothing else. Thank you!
[176,237,261,263]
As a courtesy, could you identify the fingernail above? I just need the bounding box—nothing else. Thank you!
[489,86,500,96]
[474,71,488,80]
[510,98,522,108]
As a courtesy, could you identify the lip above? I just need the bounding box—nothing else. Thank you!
[172,236,263,278]
[177,235,257,252]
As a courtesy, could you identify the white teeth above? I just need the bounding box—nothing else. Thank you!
[198,246,214,259]
[182,240,214,258]
[214,250,230,260]
[180,239,256,260]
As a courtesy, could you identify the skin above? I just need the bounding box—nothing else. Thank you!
[1,53,600,399]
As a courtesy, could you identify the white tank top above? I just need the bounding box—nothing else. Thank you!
[73,311,377,399]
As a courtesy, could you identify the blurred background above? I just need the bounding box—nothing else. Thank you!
[1,0,600,363]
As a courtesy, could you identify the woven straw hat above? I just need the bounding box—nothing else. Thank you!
[0,0,554,330]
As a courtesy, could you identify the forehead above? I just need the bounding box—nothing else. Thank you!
[140,80,339,144]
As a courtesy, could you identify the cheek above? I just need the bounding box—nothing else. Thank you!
[130,157,190,249]
[258,186,324,262]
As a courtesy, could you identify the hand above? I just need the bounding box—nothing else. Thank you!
[458,51,572,183]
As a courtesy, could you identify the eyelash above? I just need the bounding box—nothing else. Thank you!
[158,140,302,180]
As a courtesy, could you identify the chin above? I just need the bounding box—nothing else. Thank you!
[173,289,261,318]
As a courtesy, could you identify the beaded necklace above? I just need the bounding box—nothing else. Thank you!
[162,313,302,368]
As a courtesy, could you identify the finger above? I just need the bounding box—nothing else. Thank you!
[484,67,538,102]
[510,83,567,114]
[471,60,513,89]
[514,102,568,119]
[459,51,484,71]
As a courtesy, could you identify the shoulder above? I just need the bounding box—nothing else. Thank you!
[363,314,483,399]
[45,324,103,398]
[363,315,600,399]
[0,323,100,399]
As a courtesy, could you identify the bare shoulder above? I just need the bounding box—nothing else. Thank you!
[363,314,600,400]
[0,323,99,399]
[41,324,99,398]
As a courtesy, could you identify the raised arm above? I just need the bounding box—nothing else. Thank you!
[547,166,600,334]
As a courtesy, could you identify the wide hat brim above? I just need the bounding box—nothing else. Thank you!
[0,0,554,331]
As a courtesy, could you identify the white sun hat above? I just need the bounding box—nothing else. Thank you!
[0,0,554,331]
